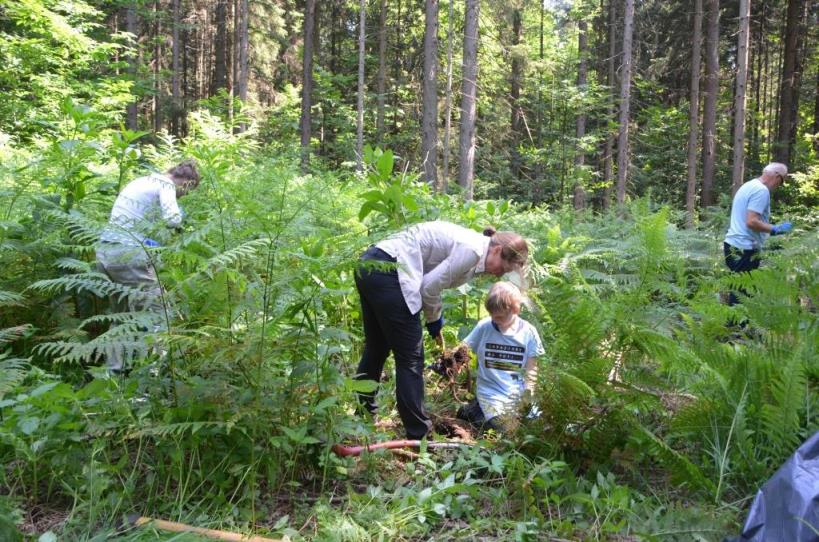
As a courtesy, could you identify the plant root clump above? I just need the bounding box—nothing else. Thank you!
[430,344,470,379]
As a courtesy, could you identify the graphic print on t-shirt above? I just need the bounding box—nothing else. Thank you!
[484,342,525,371]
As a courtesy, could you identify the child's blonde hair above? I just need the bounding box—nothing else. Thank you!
[485,281,525,314]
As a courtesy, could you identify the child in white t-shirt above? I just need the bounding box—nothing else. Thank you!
[456,281,544,432]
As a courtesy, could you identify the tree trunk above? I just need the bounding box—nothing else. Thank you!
[731,0,751,194]
[601,0,616,210]
[376,0,388,144]
[774,0,807,164]
[171,0,181,136]
[685,0,703,228]
[153,0,162,132]
[573,18,588,210]
[300,0,316,172]
[441,0,454,191]
[457,0,479,201]
[356,0,366,172]
[421,0,439,187]
[237,0,249,132]
[615,0,634,207]
[510,5,524,179]
[213,0,229,93]
[701,0,719,207]
[814,69,819,153]
[126,6,139,130]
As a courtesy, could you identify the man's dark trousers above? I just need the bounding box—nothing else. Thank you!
[723,242,761,306]
[355,246,432,439]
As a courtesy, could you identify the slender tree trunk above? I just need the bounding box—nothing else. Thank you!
[441,0,454,191]
[171,0,181,135]
[601,0,616,210]
[701,0,719,207]
[615,0,634,206]
[300,0,316,172]
[126,6,139,130]
[356,0,366,172]
[510,4,524,179]
[774,0,807,164]
[458,0,479,200]
[686,0,703,228]
[421,0,440,187]
[731,0,751,194]
[392,0,402,134]
[814,69,819,153]
[376,0,388,144]
[237,0,249,131]
[749,3,763,168]
[213,0,229,93]
[153,0,162,132]
[573,18,588,210]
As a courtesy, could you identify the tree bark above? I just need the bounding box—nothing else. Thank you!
[573,18,588,210]
[601,0,616,210]
[213,0,229,93]
[126,6,139,130]
[814,69,819,153]
[615,0,634,207]
[238,0,249,102]
[510,4,524,180]
[731,0,751,194]
[153,0,162,132]
[300,0,316,172]
[356,0,366,172]
[171,0,182,136]
[774,0,807,164]
[376,0,388,144]
[441,0,454,191]
[685,0,703,228]
[701,0,719,207]
[421,0,439,187]
[457,0,479,201]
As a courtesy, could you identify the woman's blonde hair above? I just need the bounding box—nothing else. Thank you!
[485,281,525,314]
[483,227,529,268]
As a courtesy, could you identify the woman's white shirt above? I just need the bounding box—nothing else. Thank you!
[376,221,490,322]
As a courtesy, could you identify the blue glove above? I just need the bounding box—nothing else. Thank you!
[771,222,792,235]
[143,238,160,247]
[425,317,444,339]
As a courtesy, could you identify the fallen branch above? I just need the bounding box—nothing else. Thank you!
[129,515,280,542]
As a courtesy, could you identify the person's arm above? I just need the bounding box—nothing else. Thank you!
[158,179,183,229]
[745,210,772,233]
[420,245,480,322]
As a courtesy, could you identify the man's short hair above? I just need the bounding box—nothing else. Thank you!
[485,281,525,314]
[762,162,788,179]
[167,159,200,187]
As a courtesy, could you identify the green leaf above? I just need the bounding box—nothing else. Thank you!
[19,416,40,436]
[376,149,394,180]
[344,378,378,393]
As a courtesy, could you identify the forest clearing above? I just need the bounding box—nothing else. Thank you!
[1,0,817,541]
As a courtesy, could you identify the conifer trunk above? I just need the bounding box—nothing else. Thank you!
[356,0,366,172]
[458,0,479,201]
[171,0,181,136]
[300,0,316,172]
[685,0,703,228]
[701,0,719,207]
[601,0,616,210]
[615,0,634,206]
[376,0,388,144]
[421,0,439,187]
[573,18,588,210]
[510,5,524,180]
[126,6,139,130]
[731,0,751,194]
[774,0,807,164]
[441,0,454,191]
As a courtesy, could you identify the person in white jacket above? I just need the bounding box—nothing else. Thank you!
[355,221,529,439]
[96,159,200,372]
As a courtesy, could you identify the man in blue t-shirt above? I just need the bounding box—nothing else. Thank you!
[723,162,792,305]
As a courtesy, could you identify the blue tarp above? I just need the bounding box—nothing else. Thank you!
[727,431,819,542]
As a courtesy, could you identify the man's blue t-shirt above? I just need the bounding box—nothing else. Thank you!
[465,316,544,420]
[725,178,770,250]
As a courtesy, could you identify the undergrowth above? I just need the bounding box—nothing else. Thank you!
[0,108,816,541]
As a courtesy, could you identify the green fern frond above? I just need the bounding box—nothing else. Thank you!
[0,325,33,346]
[0,354,30,398]
[634,423,717,496]
[760,355,807,460]
[201,238,271,278]
[54,257,93,273]
[27,273,151,302]
[0,290,25,307]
